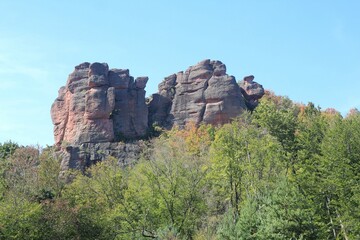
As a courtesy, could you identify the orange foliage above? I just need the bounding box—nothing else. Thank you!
[167,122,212,156]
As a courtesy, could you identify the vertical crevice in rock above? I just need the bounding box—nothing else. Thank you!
[148,73,177,129]
[51,86,69,145]
[197,70,211,124]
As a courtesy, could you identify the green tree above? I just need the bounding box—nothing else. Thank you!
[62,157,125,239]
[0,141,18,160]
[4,146,40,200]
[37,146,64,201]
[0,197,45,239]
[209,114,285,220]
[217,178,321,240]
[294,110,360,239]
[0,145,51,239]
[124,124,211,239]
[0,141,19,198]
[253,95,298,151]
[252,97,298,173]
[316,113,360,239]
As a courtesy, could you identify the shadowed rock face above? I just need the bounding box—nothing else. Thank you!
[59,141,145,176]
[148,59,247,129]
[51,62,148,146]
[238,75,265,110]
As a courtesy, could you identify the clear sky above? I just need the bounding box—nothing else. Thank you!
[0,0,359,146]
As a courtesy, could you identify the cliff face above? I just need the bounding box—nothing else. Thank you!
[148,59,247,129]
[51,59,264,172]
[51,62,148,146]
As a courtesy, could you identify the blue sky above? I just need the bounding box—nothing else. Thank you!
[0,0,359,146]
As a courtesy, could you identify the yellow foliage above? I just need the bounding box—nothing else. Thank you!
[166,122,213,156]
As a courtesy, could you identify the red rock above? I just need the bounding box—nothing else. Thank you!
[148,59,249,128]
[238,75,264,110]
[52,60,265,173]
[347,108,360,117]
[51,62,148,146]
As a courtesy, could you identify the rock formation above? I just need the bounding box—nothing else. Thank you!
[347,108,360,117]
[148,59,247,128]
[51,60,264,172]
[59,141,145,175]
[51,62,148,146]
[238,75,265,110]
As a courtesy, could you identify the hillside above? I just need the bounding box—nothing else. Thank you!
[0,60,359,239]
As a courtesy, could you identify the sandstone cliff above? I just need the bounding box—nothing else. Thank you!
[51,62,148,146]
[148,59,248,129]
[51,60,264,172]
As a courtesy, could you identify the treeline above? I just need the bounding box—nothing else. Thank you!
[0,93,359,239]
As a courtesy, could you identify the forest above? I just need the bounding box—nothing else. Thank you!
[0,92,359,240]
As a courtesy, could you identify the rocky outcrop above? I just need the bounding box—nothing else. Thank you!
[59,141,145,175]
[51,62,148,146]
[347,108,360,117]
[147,74,177,128]
[52,60,264,172]
[238,75,265,110]
[148,59,248,128]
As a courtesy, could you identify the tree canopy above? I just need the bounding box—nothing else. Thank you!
[0,95,359,239]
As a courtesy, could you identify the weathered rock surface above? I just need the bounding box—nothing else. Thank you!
[148,74,177,128]
[52,60,264,172]
[148,59,247,128]
[238,75,265,110]
[59,141,145,175]
[51,62,148,146]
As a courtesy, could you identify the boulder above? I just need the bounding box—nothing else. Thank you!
[238,75,265,110]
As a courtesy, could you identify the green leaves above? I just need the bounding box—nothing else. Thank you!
[253,97,298,155]
[210,116,285,218]
[126,126,210,238]
[1,94,359,239]
[217,178,322,240]
[317,113,360,239]
[0,197,44,239]
[0,141,18,160]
